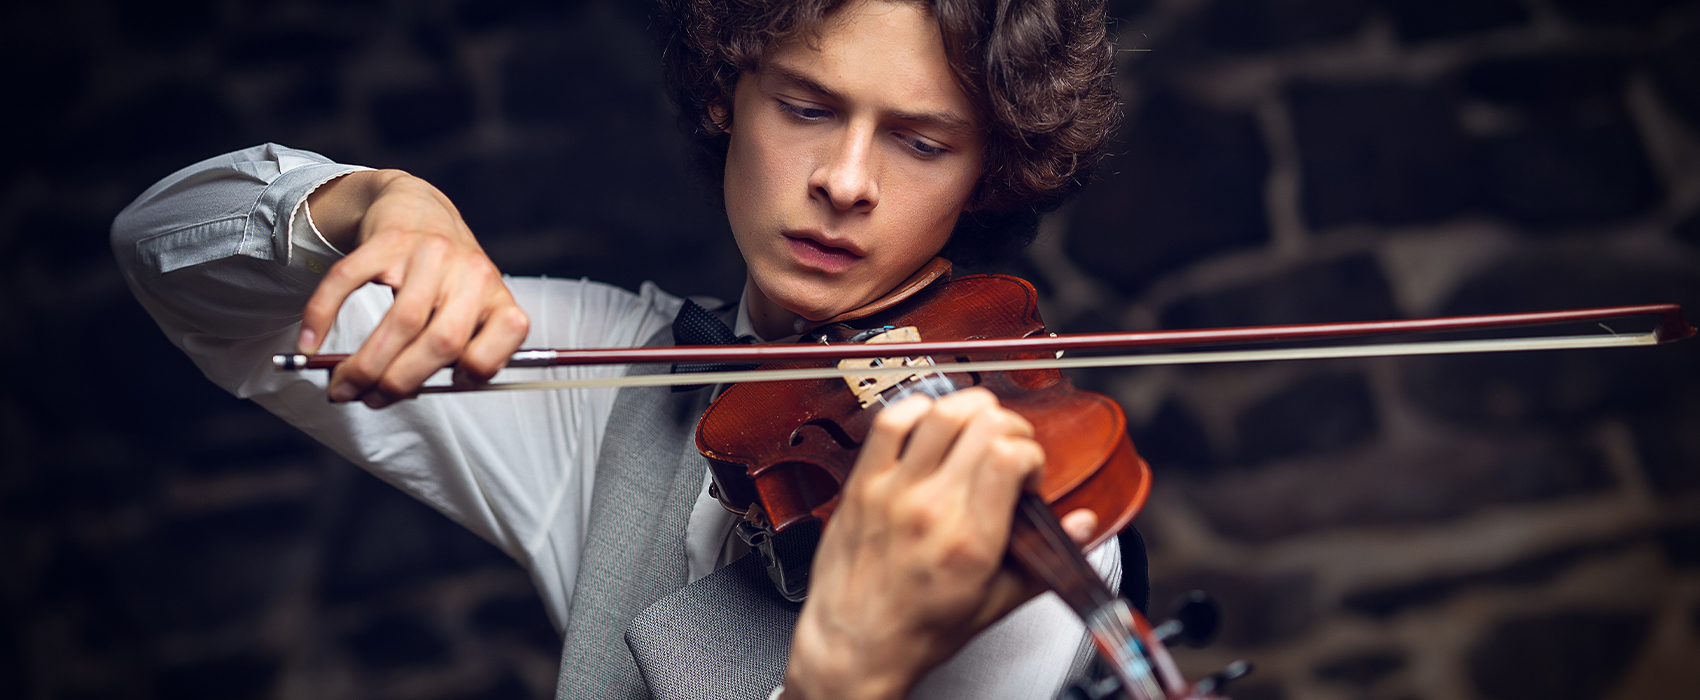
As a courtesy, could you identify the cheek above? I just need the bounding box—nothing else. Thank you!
[722,135,764,243]
[892,170,976,248]
[723,129,791,232]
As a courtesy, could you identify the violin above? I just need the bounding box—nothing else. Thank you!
[695,270,1230,700]
[272,263,1692,699]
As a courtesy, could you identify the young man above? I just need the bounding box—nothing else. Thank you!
[113,0,1123,697]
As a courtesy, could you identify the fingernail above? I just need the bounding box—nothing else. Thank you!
[329,382,357,403]
[297,328,317,353]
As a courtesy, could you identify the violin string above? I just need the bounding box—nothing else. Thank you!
[1086,602,1163,700]
[796,350,1170,695]
[409,330,1657,394]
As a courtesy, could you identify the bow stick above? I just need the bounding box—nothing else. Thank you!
[273,303,1693,394]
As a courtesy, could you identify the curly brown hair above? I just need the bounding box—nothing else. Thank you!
[658,0,1120,266]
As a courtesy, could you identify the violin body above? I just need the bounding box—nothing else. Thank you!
[695,273,1150,562]
[695,273,1222,698]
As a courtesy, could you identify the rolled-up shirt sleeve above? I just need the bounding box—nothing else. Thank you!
[111,144,680,630]
[115,143,363,343]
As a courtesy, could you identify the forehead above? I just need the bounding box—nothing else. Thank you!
[761,0,977,130]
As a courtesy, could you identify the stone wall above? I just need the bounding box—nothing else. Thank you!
[2,0,1697,698]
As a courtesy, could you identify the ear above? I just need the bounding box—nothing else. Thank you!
[708,100,732,135]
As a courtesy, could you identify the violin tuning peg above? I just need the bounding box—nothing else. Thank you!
[1193,660,1253,696]
[1155,590,1220,648]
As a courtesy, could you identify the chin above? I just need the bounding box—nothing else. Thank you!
[780,296,843,323]
[754,265,881,327]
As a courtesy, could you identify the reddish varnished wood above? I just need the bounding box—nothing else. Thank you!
[694,274,1149,558]
[696,273,1184,697]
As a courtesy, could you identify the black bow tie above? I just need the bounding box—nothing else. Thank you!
[670,299,757,392]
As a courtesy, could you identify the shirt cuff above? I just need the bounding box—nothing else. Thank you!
[284,168,369,277]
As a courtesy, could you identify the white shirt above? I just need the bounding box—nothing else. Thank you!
[112,143,1119,699]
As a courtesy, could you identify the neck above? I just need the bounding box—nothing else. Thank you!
[742,258,957,341]
[743,278,807,341]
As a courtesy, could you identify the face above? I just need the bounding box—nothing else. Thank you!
[722,0,985,339]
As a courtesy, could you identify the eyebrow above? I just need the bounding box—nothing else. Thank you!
[765,63,976,133]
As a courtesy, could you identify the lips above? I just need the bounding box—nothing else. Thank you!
[783,231,864,273]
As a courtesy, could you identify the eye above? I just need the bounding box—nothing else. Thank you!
[898,133,947,158]
[777,100,831,122]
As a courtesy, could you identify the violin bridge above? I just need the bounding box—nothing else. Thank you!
[838,326,933,408]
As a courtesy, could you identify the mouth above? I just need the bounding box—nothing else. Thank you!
[783,231,864,273]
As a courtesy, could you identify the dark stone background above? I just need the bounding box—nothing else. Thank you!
[3,0,1698,698]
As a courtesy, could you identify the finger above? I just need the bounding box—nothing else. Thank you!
[1060,508,1099,545]
[328,244,448,402]
[977,509,1099,627]
[368,279,487,404]
[852,394,935,482]
[300,247,395,354]
[894,388,998,480]
[936,404,1035,482]
[943,410,1043,512]
[454,296,530,387]
[974,509,1100,630]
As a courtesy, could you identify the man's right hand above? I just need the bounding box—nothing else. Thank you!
[298,170,530,408]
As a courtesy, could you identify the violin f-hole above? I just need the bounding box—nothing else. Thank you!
[791,419,861,451]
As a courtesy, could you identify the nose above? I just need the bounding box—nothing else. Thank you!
[809,125,879,213]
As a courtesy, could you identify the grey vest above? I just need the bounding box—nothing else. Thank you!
[555,328,799,699]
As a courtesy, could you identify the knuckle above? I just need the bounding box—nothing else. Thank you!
[473,262,503,283]
[936,536,995,573]
[498,305,530,336]
[461,361,498,382]
[988,438,1043,474]
[996,407,1033,434]
[416,232,454,254]
[871,407,912,434]
[425,327,464,358]
[951,386,997,407]
[1014,438,1046,467]
[388,304,429,331]
[322,261,358,284]
[301,300,330,323]
[376,374,414,398]
[893,499,937,537]
[367,225,407,247]
[932,398,974,424]
[1023,440,1046,468]
[340,361,378,387]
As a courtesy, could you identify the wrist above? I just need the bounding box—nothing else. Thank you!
[305,169,409,252]
[783,614,918,700]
